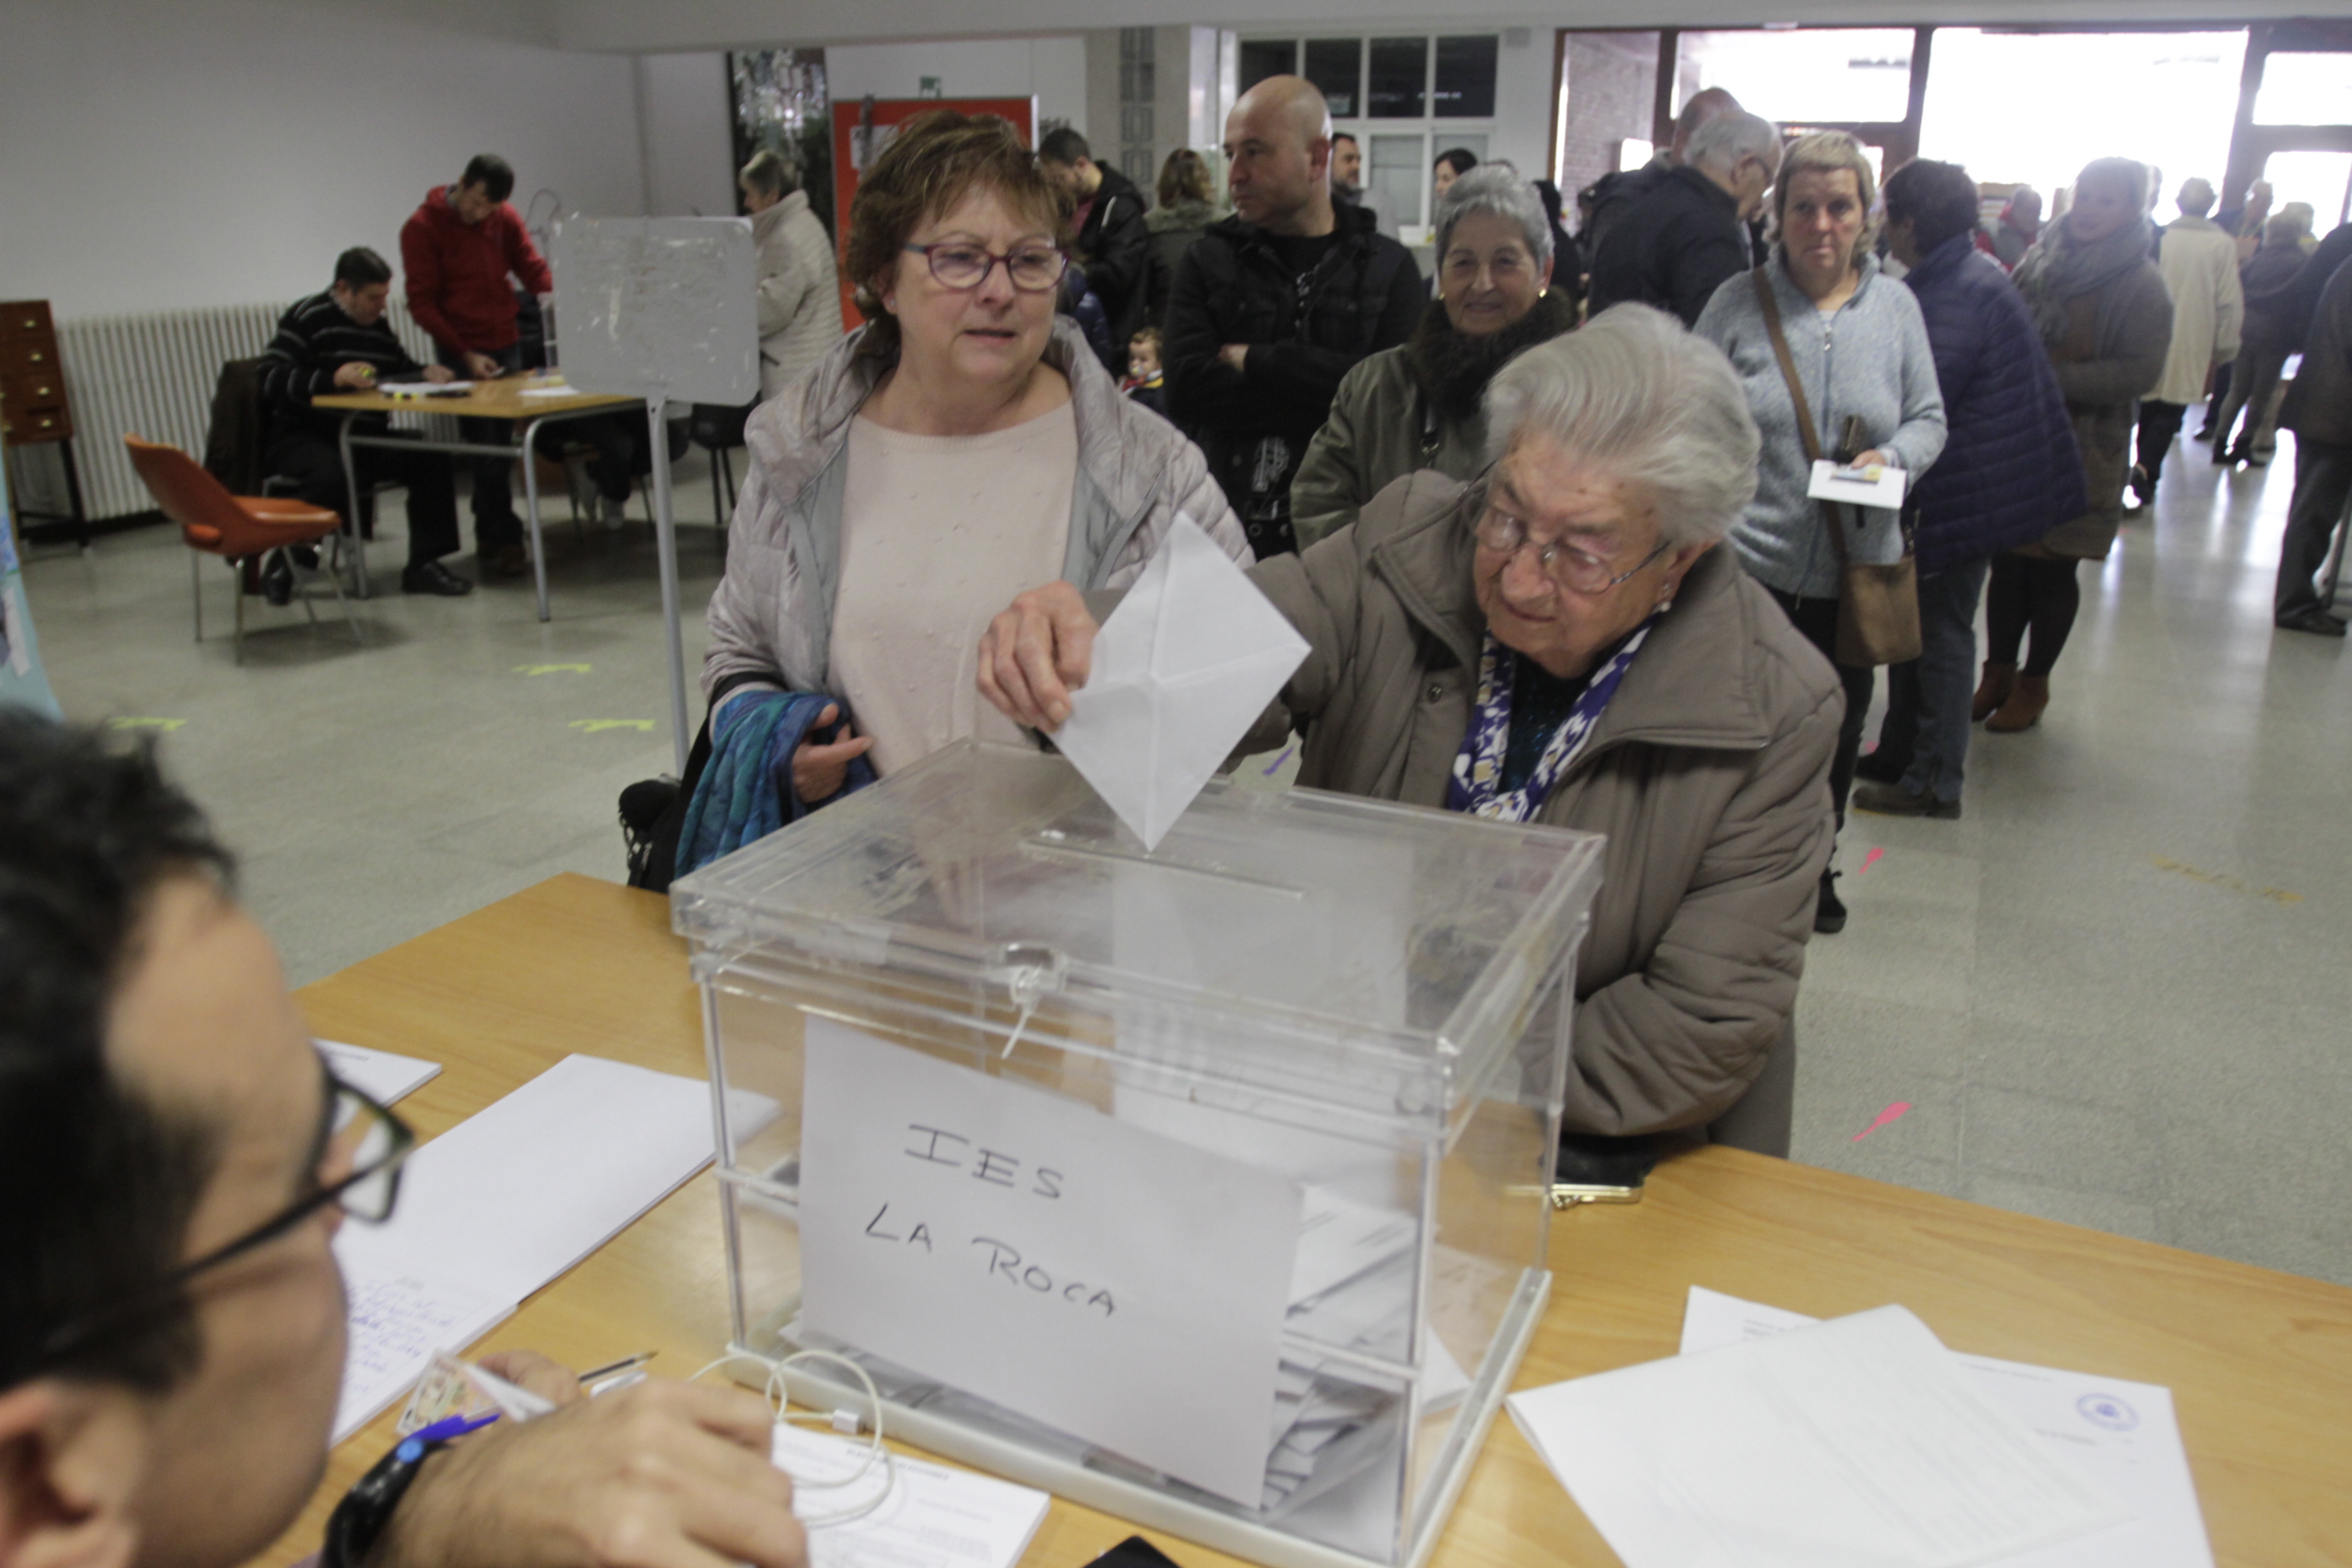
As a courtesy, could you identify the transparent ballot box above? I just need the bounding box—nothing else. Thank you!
[672,740,1603,1568]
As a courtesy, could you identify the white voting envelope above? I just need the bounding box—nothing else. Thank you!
[1052,516,1308,850]
[1808,459,1908,510]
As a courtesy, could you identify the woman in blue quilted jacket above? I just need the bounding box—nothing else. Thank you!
[1854,160,2085,819]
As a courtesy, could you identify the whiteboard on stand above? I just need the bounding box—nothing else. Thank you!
[547,216,760,771]
[550,216,760,403]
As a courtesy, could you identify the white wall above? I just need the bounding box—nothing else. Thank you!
[0,0,647,320]
[635,51,740,216]
[825,36,1088,140]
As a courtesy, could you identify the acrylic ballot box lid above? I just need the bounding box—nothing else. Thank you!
[671,740,1605,1568]
[672,739,1603,1139]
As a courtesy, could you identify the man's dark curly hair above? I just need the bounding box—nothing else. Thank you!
[1,713,233,1392]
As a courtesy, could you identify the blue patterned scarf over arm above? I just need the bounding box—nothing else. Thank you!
[674,691,877,878]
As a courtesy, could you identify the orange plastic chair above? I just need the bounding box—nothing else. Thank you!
[123,435,364,663]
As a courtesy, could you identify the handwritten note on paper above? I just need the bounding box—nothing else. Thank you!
[330,1262,512,1441]
[796,1016,1303,1507]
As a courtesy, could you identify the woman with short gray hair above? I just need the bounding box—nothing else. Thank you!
[978,304,1842,1158]
[1290,164,1575,546]
[740,148,846,400]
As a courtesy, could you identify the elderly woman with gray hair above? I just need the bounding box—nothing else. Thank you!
[977,304,1842,1156]
[1288,164,1575,546]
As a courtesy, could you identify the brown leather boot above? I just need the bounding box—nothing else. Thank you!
[1971,662,2017,723]
[1985,675,2049,732]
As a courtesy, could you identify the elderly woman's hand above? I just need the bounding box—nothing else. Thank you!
[977,581,1098,732]
[791,705,875,802]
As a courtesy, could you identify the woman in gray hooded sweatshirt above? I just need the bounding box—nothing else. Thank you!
[1695,131,1946,934]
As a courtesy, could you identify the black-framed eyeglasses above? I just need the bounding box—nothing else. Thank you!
[1471,475,1673,594]
[902,241,1069,293]
[35,1054,414,1369]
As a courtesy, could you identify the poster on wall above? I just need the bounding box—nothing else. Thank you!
[828,96,1040,329]
[0,463,63,718]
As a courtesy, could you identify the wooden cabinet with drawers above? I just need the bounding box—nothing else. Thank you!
[0,299,88,542]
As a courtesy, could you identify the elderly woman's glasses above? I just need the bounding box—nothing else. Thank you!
[34,1055,414,1369]
[1475,506,1673,594]
[902,242,1069,293]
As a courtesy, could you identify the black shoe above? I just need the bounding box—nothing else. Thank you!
[261,549,295,606]
[1852,779,1963,819]
[402,559,474,596]
[2275,607,2348,637]
[1854,748,1908,785]
[1814,870,1848,935]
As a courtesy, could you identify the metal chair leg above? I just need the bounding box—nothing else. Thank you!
[231,557,246,666]
[313,547,367,649]
[191,551,203,642]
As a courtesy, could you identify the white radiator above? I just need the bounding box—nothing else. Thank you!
[10,301,437,522]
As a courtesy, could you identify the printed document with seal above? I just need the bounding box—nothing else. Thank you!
[1507,1300,2133,1568]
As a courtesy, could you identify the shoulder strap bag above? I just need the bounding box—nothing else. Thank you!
[1750,267,1922,667]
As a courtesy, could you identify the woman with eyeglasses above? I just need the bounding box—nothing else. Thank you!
[1288,164,1575,550]
[677,112,1247,880]
[977,307,1841,1157]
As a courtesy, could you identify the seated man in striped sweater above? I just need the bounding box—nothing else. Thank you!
[259,247,472,597]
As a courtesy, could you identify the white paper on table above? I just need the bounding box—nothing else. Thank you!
[1051,514,1309,850]
[796,1016,1302,1507]
[1679,1288,2213,1568]
[518,383,577,397]
[330,1262,512,1441]
[1506,1303,2128,1568]
[1808,458,1908,510]
[314,1039,441,1108]
[382,380,473,396]
[771,1424,1050,1568]
[332,1053,715,1305]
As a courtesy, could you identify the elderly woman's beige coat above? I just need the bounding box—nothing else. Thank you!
[1243,472,1841,1137]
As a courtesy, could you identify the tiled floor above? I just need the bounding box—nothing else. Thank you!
[16,430,2350,1286]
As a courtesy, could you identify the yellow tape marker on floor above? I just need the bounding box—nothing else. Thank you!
[569,719,653,734]
[514,664,592,676]
[109,717,187,732]
[2151,855,2302,905]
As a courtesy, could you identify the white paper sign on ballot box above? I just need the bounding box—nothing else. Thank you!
[797,1015,1303,1507]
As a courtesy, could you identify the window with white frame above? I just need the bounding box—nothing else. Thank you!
[1239,33,1500,231]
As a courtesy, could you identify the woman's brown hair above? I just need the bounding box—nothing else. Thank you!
[844,110,1071,360]
[1156,147,1214,208]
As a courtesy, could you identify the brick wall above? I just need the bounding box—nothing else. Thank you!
[1558,34,1658,227]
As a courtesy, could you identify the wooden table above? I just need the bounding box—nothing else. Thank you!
[312,378,638,619]
[253,873,2352,1568]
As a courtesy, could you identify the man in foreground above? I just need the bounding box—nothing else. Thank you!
[0,713,806,1568]
[1164,75,1421,558]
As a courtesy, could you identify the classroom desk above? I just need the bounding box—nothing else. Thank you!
[310,378,639,619]
[252,872,2352,1568]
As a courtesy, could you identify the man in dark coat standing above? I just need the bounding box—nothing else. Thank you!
[1164,75,1421,558]
[2273,248,2352,635]
[1038,129,1152,373]
[1855,161,2087,815]
[1586,111,1780,327]
[1578,86,1744,259]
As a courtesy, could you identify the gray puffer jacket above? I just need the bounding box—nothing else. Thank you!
[703,317,1246,700]
[1695,254,1947,599]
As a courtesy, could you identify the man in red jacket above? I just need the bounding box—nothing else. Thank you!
[400,154,579,577]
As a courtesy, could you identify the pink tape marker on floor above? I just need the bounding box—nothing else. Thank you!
[1857,847,1885,875]
[1852,1102,1912,1141]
